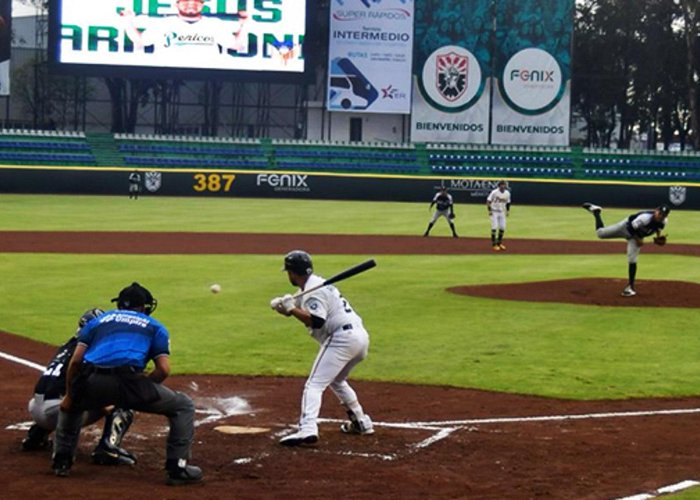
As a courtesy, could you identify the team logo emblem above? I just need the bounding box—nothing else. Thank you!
[436,51,468,102]
[145,171,162,193]
[669,185,686,206]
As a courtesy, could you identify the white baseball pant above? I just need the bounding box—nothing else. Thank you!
[297,326,369,436]
[595,219,642,263]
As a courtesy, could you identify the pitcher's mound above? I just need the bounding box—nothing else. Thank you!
[448,278,700,307]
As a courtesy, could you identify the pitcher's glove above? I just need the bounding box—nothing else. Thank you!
[653,234,667,246]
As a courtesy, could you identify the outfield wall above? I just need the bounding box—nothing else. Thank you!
[0,166,697,209]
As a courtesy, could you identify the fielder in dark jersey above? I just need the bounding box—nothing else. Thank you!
[52,283,202,486]
[23,308,136,466]
[424,187,458,238]
[583,203,670,297]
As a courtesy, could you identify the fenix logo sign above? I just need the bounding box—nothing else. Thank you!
[501,48,563,115]
[256,174,310,192]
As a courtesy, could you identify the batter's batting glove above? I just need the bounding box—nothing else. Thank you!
[280,294,296,314]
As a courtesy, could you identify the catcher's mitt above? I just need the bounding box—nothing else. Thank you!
[653,234,667,246]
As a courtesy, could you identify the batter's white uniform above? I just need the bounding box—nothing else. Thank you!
[293,274,370,437]
[486,187,511,230]
[127,15,247,66]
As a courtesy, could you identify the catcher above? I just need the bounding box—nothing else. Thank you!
[22,308,136,466]
[582,202,670,297]
[423,186,458,238]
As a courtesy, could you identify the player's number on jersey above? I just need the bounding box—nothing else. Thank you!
[193,174,236,193]
[43,363,63,377]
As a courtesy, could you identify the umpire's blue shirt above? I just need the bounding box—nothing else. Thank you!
[78,309,170,370]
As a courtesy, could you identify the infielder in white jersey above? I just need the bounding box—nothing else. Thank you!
[583,202,670,297]
[486,180,511,251]
[121,0,249,66]
[270,250,374,447]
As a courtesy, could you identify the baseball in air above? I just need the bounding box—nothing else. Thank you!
[210,283,222,294]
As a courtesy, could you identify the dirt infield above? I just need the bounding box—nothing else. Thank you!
[2,231,700,499]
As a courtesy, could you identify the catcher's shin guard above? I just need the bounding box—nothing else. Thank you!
[92,408,137,465]
[103,408,134,448]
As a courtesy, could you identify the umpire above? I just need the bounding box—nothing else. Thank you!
[52,282,203,486]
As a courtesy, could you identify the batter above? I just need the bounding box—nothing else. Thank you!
[271,250,374,446]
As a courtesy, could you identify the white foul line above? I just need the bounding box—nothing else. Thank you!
[617,479,700,500]
[0,351,45,372]
[412,427,458,449]
[405,407,700,428]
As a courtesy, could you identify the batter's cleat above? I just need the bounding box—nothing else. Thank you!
[52,454,72,478]
[165,459,203,486]
[621,285,637,297]
[492,245,501,252]
[582,202,602,213]
[91,442,137,466]
[340,414,374,435]
[279,431,319,447]
[21,424,51,451]
[498,243,507,251]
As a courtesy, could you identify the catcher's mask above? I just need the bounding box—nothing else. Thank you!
[112,282,158,315]
[283,250,313,276]
[76,307,105,334]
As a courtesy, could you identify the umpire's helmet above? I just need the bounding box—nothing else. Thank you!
[283,250,313,276]
[111,282,158,315]
[76,307,105,333]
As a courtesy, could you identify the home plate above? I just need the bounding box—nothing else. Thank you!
[214,425,270,435]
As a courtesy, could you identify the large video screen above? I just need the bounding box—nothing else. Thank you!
[48,0,311,80]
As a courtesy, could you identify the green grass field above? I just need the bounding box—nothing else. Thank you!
[1,194,698,400]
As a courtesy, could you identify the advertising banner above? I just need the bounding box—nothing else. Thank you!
[0,0,11,95]
[0,166,696,209]
[52,0,307,73]
[327,0,414,114]
[490,0,573,146]
[410,0,492,143]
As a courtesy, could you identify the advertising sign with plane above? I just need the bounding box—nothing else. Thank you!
[327,0,414,114]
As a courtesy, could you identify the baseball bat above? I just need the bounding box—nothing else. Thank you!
[293,259,377,299]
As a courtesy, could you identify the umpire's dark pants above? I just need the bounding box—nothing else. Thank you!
[54,371,194,463]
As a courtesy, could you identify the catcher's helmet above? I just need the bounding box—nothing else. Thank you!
[76,307,105,333]
[111,282,158,315]
[283,250,313,276]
